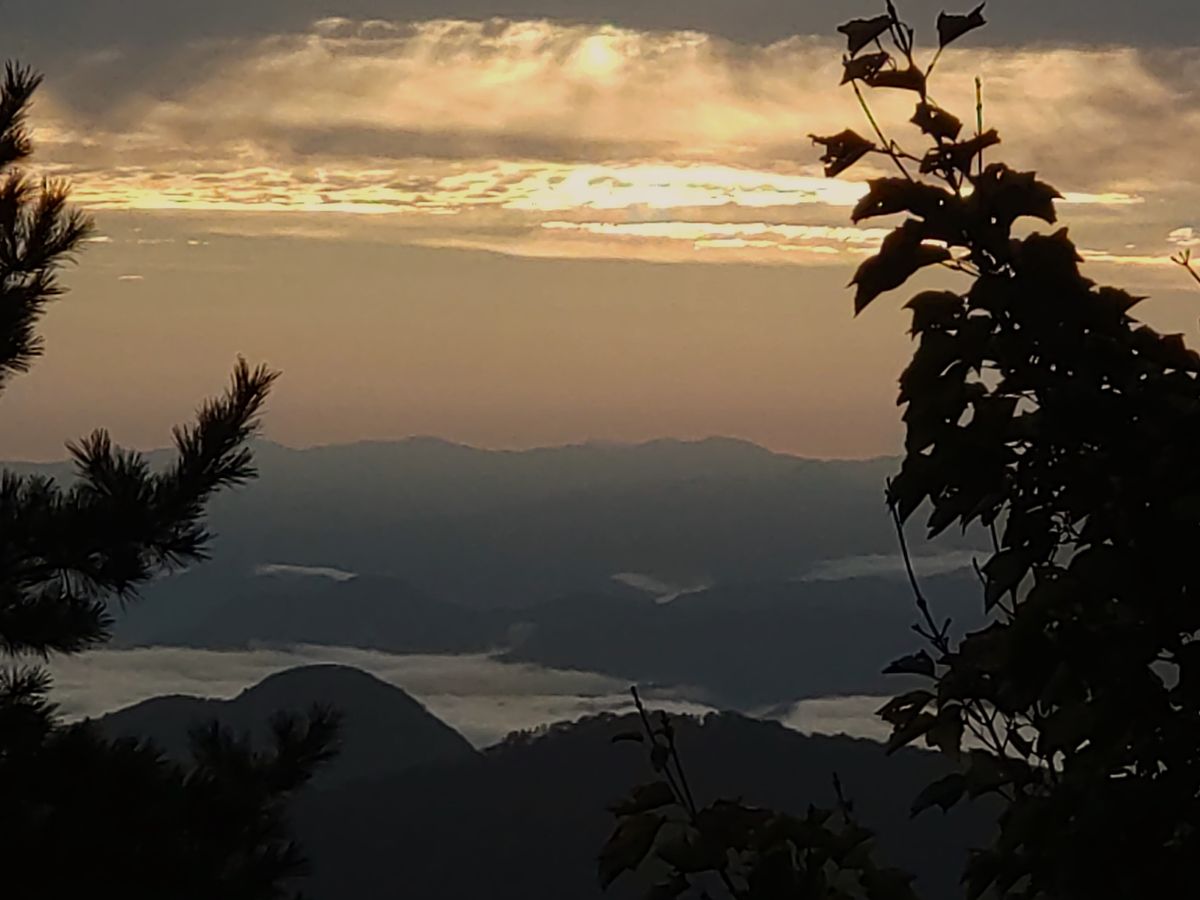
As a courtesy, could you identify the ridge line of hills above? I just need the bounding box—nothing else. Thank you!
[7,437,986,707]
[97,663,991,900]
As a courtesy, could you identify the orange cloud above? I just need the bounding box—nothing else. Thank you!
[25,17,1199,269]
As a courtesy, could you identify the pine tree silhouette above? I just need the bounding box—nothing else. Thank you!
[0,64,339,899]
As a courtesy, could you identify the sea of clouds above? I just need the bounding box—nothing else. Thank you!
[47,645,888,747]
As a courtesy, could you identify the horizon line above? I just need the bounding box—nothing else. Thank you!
[1,434,901,467]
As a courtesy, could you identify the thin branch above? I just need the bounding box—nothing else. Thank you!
[631,687,688,810]
[886,482,946,650]
[851,81,913,182]
[975,76,985,176]
[630,687,745,900]
[1171,249,1200,289]
[925,46,945,79]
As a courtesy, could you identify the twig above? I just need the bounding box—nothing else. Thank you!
[885,483,1014,761]
[925,46,945,79]
[886,481,946,650]
[630,687,745,900]
[975,77,985,176]
[1172,249,1200,289]
[851,81,913,181]
[631,687,688,810]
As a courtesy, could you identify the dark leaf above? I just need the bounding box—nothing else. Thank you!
[964,750,1010,798]
[851,179,958,225]
[655,831,725,874]
[609,782,677,816]
[644,876,690,900]
[904,290,964,334]
[911,102,963,141]
[885,712,936,755]
[911,773,966,816]
[865,65,927,94]
[937,4,987,48]
[925,705,964,757]
[811,129,876,178]
[963,849,1001,900]
[983,548,1031,611]
[842,52,891,84]
[1037,702,1097,756]
[837,15,894,56]
[851,221,952,314]
[876,689,934,726]
[830,822,875,857]
[1007,726,1034,758]
[862,867,920,900]
[921,129,1001,176]
[884,650,936,677]
[1094,285,1146,316]
[970,164,1061,227]
[598,813,665,889]
[650,743,670,772]
[887,454,938,522]
[695,800,770,849]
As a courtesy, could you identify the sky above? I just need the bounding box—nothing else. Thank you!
[5,0,1200,459]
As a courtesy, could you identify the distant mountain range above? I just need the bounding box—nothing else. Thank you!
[95,665,994,900]
[10,437,975,609]
[12,438,987,706]
[102,566,983,707]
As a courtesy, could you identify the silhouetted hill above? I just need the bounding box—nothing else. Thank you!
[294,710,994,900]
[98,665,477,786]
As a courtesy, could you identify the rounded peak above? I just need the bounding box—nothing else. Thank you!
[241,664,406,697]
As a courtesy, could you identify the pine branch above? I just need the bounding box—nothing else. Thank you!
[0,360,279,655]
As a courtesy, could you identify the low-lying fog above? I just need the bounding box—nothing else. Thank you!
[48,645,891,747]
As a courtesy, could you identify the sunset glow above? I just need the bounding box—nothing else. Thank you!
[6,5,1200,459]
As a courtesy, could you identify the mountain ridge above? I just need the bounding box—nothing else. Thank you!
[98,664,478,787]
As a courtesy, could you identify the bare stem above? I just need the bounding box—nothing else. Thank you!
[975,76,985,176]
[1172,250,1200,289]
[852,81,913,181]
[886,482,946,650]
[630,687,745,900]
[925,46,945,79]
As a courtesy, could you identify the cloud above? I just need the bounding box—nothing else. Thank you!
[766,695,892,743]
[799,550,981,582]
[9,0,1200,60]
[46,645,713,747]
[47,644,916,748]
[1169,227,1200,248]
[254,563,360,582]
[611,572,714,604]
[23,17,1200,270]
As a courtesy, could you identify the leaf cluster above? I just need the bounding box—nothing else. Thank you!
[601,692,919,900]
[615,3,1200,898]
[820,4,1200,899]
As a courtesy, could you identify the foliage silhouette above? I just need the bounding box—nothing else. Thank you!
[0,63,338,899]
[606,3,1198,898]
[602,691,921,900]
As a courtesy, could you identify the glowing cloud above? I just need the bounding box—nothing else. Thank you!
[26,17,1200,266]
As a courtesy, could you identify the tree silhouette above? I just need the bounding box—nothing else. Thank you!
[0,64,339,899]
[605,3,1196,898]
